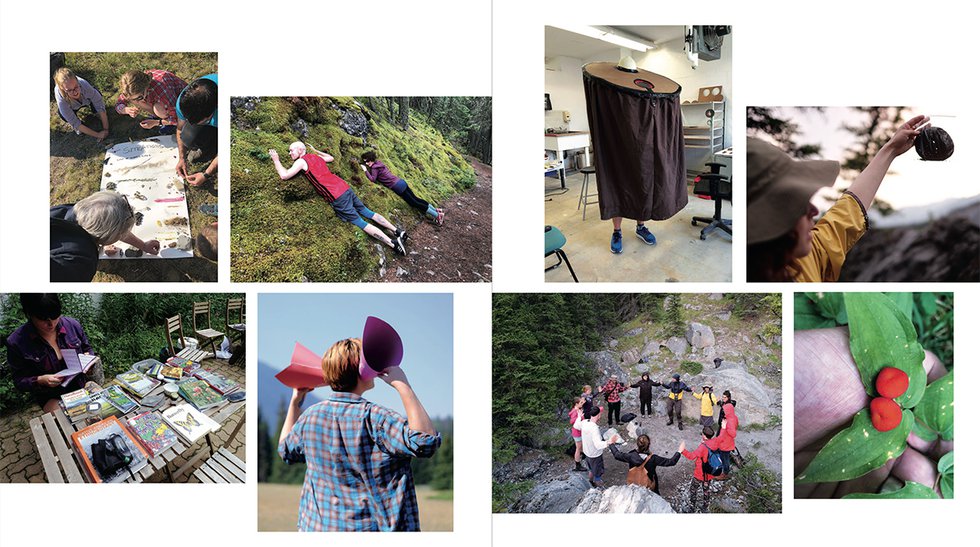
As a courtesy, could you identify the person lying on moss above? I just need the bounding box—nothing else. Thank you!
[269,142,407,256]
[360,151,444,226]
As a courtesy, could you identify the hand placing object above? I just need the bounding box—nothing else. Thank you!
[268,149,279,161]
[140,119,161,130]
[141,240,161,255]
[176,158,188,179]
[186,173,206,187]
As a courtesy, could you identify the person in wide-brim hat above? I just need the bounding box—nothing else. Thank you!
[746,114,928,282]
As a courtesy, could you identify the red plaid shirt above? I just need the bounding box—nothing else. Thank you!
[600,379,627,403]
[116,69,188,124]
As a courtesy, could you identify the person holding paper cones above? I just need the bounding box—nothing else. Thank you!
[5,294,99,413]
[278,333,441,531]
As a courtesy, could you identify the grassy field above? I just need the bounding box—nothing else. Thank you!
[257,483,453,531]
[230,96,476,282]
[50,52,218,282]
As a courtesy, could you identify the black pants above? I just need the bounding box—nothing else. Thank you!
[639,396,652,416]
[666,398,682,423]
[719,450,732,474]
[181,122,217,159]
[396,184,431,214]
[607,401,621,425]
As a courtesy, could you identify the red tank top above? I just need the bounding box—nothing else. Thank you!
[302,154,350,202]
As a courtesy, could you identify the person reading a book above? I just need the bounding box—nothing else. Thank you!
[5,294,99,413]
[278,337,441,532]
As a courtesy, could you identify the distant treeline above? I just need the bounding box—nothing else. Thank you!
[257,402,453,490]
[362,97,492,165]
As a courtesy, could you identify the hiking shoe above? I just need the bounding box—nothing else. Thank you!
[393,236,407,256]
[396,228,408,241]
[678,422,684,431]
[610,230,623,254]
[636,225,657,245]
[436,208,445,226]
[666,420,673,426]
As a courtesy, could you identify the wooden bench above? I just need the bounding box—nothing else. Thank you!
[193,447,245,483]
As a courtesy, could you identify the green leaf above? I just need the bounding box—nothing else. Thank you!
[796,409,913,484]
[938,452,954,499]
[911,418,938,443]
[916,292,938,318]
[842,481,939,499]
[914,371,953,441]
[805,292,848,324]
[885,293,913,322]
[843,293,927,408]
[794,293,837,330]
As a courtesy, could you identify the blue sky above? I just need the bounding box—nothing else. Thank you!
[258,293,453,418]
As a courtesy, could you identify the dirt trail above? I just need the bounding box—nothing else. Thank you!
[380,158,492,282]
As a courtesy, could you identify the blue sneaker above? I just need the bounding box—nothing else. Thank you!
[610,230,623,254]
[636,225,657,245]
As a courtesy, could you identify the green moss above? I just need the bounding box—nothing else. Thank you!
[231,97,476,282]
[680,360,704,375]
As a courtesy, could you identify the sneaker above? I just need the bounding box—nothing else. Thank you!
[610,230,623,254]
[392,236,407,256]
[436,208,445,226]
[636,225,657,245]
[396,228,408,241]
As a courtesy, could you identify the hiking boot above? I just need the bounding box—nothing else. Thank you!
[636,225,657,245]
[666,420,673,426]
[436,208,445,226]
[392,236,407,256]
[678,422,684,431]
[610,230,623,254]
[573,461,587,472]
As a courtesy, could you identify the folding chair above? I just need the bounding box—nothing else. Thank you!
[192,302,225,358]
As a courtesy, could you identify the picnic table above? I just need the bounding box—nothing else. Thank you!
[28,374,244,483]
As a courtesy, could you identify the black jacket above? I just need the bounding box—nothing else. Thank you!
[664,380,693,395]
[610,444,681,494]
[50,204,99,282]
[630,378,660,400]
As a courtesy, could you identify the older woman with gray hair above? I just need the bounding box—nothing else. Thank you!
[50,191,160,281]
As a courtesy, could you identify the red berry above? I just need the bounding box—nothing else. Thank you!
[870,397,903,432]
[875,367,910,399]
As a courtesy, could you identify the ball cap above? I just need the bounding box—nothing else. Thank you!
[359,316,404,380]
[747,137,840,244]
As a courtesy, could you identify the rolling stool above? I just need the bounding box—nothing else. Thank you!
[545,225,579,282]
[576,165,599,220]
[692,162,732,240]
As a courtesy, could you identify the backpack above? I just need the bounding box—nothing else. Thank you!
[701,446,724,477]
[627,452,656,491]
[620,412,637,423]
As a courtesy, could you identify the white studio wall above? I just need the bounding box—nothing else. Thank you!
[544,55,592,132]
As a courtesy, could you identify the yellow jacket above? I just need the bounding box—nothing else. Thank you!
[794,191,868,282]
[692,391,718,416]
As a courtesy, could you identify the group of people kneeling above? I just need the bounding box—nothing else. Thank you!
[568,373,740,512]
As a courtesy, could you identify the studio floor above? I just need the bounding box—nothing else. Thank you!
[545,171,732,283]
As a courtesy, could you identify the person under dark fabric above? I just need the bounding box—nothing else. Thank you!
[662,373,693,430]
[609,434,682,495]
[630,372,660,416]
[600,377,628,425]
[5,294,97,413]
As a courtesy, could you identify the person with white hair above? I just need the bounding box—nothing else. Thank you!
[269,141,407,256]
[50,191,160,281]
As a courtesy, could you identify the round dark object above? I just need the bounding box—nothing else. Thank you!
[124,248,143,257]
[914,126,954,161]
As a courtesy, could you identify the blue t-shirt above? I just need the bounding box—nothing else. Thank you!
[176,73,218,127]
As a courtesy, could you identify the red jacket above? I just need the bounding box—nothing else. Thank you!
[682,438,721,481]
[716,403,738,451]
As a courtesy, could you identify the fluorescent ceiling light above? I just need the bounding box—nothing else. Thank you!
[551,24,654,52]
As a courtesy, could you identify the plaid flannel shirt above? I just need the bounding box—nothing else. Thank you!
[279,392,441,531]
[116,69,187,124]
[600,379,627,403]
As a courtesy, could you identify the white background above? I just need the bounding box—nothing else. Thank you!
[1,0,977,546]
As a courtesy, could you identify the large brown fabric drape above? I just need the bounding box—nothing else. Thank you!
[583,62,687,221]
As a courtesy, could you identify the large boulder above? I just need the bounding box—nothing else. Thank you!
[641,340,661,358]
[625,327,644,337]
[636,363,650,374]
[586,350,626,383]
[513,473,592,513]
[609,339,619,349]
[664,337,688,356]
[686,322,715,349]
[573,485,675,513]
[688,366,777,427]
[621,347,642,366]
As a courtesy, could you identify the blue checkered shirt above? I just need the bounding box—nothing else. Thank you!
[279,391,441,531]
